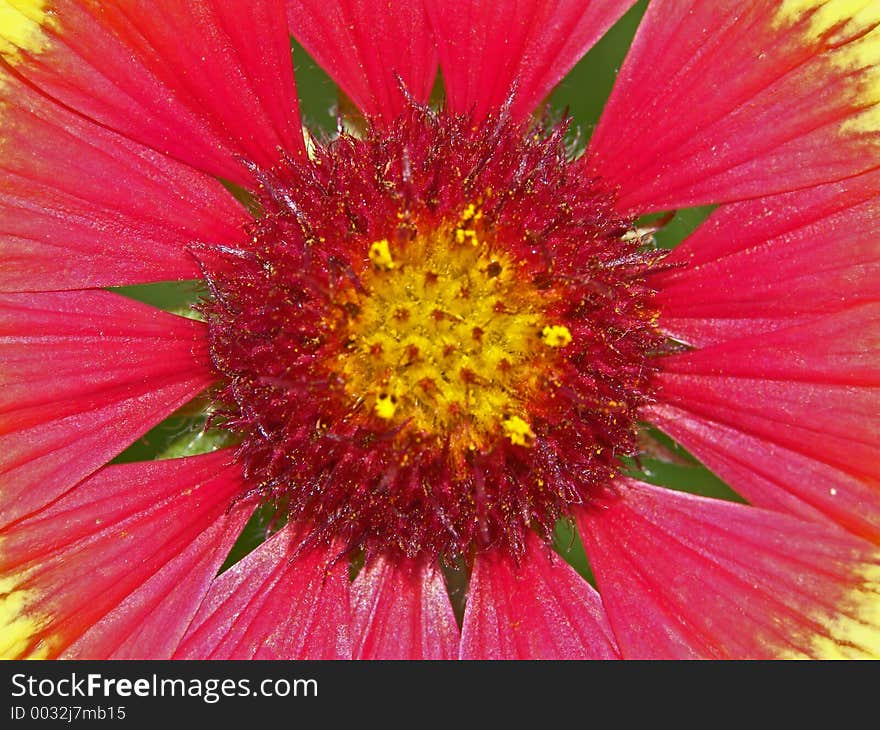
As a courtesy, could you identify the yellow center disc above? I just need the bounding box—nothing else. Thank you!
[328,209,572,454]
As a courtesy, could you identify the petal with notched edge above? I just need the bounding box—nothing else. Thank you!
[0,451,249,659]
[590,0,880,212]
[578,480,880,659]
[1,0,303,184]
[427,0,637,122]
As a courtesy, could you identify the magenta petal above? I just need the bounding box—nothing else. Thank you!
[0,71,250,292]
[657,303,880,385]
[655,374,878,485]
[0,291,214,527]
[649,305,880,541]
[460,532,619,659]
[0,451,249,659]
[648,403,880,545]
[590,1,880,211]
[578,480,880,659]
[65,509,248,659]
[427,0,637,122]
[7,0,303,183]
[350,555,459,659]
[650,169,880,347]
[287,0,437,122]
[175,526,351,659]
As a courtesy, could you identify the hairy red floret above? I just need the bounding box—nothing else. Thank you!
[200,106,666,560]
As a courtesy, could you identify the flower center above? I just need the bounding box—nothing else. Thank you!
[200,107,664,560]
[328,214,572,457]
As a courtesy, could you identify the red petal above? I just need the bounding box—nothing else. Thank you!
[66,513,247,659]
[590,1,880,212]
[4,0,303,183]
[649,404,880,545]
[578,480,880,659]
[427,0,637,121]
[0,290,213,527]
[651,169,880,347]
[657,303,880,384]
[350,555,459,659]
[174,526,351,659]
[460,532,619,659]
[0,451,249,659]
[653,377,877,480]
[287,0,437,122]
[647,305,880,542]
[0,71,249,292]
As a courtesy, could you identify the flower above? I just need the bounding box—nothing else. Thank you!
[0,0,878,660]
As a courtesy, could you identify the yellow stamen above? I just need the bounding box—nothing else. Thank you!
[453,202,483,247]
[368,239,396,270]
[461,203,482,222]
[454,228,479,246]
[502,415,535,447]
[374,392,397,419]
[329,219,566,455]
[541,325,572,348]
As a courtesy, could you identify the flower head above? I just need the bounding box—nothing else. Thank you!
[201,107,663,560]
[1,0,879,659]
